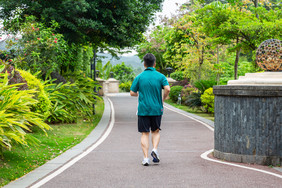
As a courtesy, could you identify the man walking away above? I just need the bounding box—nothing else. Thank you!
[130,53,170,166]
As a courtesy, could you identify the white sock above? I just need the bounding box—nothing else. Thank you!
[152,148,158,153]
[144,157,150,161]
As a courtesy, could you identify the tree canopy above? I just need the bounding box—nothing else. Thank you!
[0,0,164,47]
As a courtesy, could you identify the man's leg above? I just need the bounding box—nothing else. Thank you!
[141,132,150,158]
[151,129,160,150]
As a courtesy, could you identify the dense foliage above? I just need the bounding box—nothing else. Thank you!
[0,0,164,47]
[137,0,282,83]
[18,70,51,119]
[0,65,51,151]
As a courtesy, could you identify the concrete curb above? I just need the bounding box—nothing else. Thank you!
[4,97,111,188]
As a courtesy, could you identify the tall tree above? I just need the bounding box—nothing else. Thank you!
[137,26,172,74]
[0,0,164,47]
[196,1,282,79]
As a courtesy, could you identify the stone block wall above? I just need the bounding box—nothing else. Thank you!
[213,85,282,166]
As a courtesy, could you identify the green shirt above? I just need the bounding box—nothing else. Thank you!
[130,67,169,116]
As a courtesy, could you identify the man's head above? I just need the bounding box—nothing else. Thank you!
[143,53,156,67]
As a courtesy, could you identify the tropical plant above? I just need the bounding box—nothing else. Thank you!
[169,86,184,102]
[184,91,202,109]
[96,60,113,80]
[193,80,216,94]
[47,71,101,123]
[17,69,51,119]
[44,82,74,124]
[0,67,51,152]
[201,88,215,113]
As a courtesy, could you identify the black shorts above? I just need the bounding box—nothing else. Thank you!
[138,116,162,133]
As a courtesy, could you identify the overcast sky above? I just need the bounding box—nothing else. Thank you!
[157,0,188,20]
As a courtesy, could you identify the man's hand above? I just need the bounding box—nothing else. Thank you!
[163,85,170,102]
[130,90,138,97]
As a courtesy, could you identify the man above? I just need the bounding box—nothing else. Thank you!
[130,53,170,166]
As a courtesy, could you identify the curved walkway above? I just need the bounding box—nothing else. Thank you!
[5,94,282,188]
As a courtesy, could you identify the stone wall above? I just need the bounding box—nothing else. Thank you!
[213,85,282,166]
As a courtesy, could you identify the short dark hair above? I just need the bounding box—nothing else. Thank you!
[143,53,156,67]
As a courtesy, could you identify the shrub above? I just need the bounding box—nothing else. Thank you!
[17,69,51,119]
[0,68,51,151]
[6,16,68,78]
[201,88,215,114]
[119,81,132,92]
[181,84,196,102]
[193,80,216,94]
[46,71,101,123]
[171,71,184,81]
[169,86,183,102]
[184,91,202,109]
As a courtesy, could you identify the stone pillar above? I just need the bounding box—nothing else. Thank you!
[96,77,105,96]
[106,78,119,93]
[213,85,282,166]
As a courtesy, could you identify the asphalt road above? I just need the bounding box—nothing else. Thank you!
[41,95,282,188]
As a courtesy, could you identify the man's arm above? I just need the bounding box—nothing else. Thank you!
[130,90,138,97]
[163,85,170,102]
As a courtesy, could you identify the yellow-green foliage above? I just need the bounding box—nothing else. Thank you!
[200,88,214,114]
[17,70,51,118]
[0,71,51,150]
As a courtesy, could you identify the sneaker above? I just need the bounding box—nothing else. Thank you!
[151,150,160,163]
[142,158,150,166]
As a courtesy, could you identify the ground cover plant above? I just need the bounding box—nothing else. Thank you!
[0,99,104,187]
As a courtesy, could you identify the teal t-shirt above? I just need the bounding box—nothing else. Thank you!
[130,67,169,116]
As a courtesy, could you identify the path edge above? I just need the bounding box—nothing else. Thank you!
[4,96,112,188]
[164,102,214,128]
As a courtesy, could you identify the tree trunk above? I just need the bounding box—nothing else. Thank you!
[234,38,241,80]
[198,47,205,80]
[253,0,259,18]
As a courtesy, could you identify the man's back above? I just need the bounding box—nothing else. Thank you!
[131,67,168,116]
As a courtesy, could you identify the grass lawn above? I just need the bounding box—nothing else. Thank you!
[165,99,214,121]
[0,99,104,187]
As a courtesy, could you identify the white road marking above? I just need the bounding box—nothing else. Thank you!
[165,104,282,179]
[201,150,282,179]
[164,105,214,131]
[30,98,115,188]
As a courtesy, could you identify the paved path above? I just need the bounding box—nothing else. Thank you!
[6,94,282,187]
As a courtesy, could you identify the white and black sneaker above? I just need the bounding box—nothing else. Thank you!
[142,158,150,166]
[151,149,160,163]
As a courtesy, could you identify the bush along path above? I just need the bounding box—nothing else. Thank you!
[13,94,282,188]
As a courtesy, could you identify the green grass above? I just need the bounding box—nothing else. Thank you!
[0,99,104,187]
[165,99,214,121]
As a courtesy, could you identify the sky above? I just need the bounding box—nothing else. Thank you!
[156,0,188,23]
[123,0,188,56]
